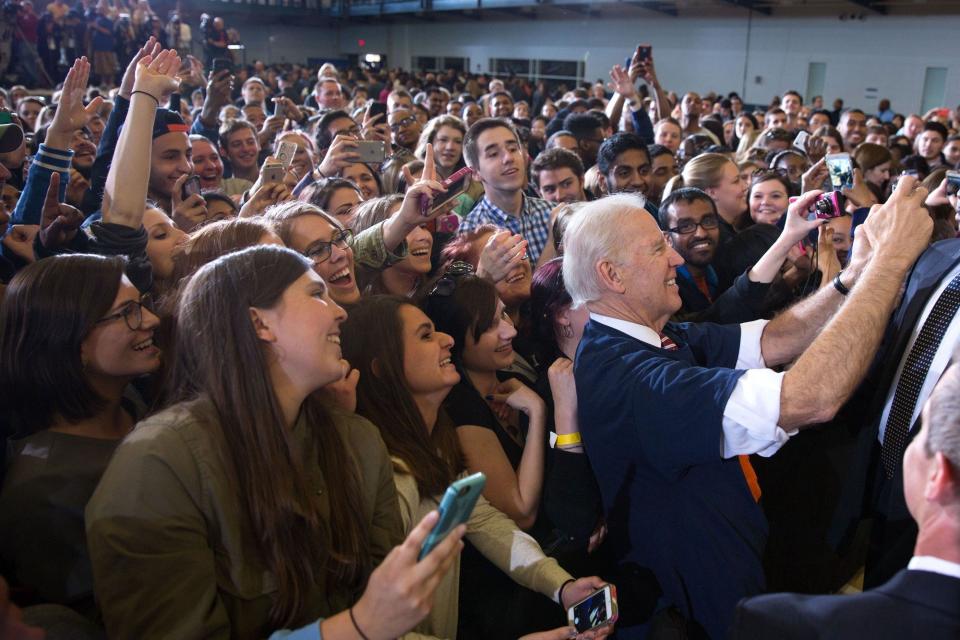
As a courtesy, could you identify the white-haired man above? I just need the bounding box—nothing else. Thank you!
[562,181,933,638]
[731,358,960,639]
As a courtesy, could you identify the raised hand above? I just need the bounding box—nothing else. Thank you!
[841,168,877,209]
[800,157,829,195]
[47,58,104,149]
[863,174,932,271]
[132,48,181,104]
[396,143,452,225]
[317,134,360,178]
[119,37,161,99]
[607,64,637,100]
[361,106,390,144]
[804,135,827,163]
[780,188,826,245]
[476,229,528,283]
[39,172,84,249]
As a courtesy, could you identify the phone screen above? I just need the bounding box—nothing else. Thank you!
[572,589,610,632]
[826,153,853,190]
[182,175,202,199]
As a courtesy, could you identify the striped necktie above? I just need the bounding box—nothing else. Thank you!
[659,331,762,501]
[881,272,960,478]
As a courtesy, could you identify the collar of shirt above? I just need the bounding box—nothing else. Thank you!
[590,313,661,349]
[676,264,718,288]
[908,555,960,580]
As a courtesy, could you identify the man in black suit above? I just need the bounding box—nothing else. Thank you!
[730,359,960,639]
[828,237,960,587]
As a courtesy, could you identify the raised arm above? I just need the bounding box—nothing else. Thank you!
[103,48,181,229]
[770,178,933,428]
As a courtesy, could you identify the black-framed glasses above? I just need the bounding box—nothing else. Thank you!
[389,116,417,132]
[304,228,353,264]
[95,296,154,332]
[667,214,720,235]
[428,261,475,297]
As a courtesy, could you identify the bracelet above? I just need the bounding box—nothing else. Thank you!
[130,90,159,104]
[348,607,370,640]
[558,578,576,606]
[832,271,850,296]
[555,432,582,447]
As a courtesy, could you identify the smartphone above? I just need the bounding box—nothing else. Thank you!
[367,101,387,121]
[636,44,652,63]
[420,166,474,216]
[946,170,960,196]
[211,57,234,74]
[275,141,297,169]
[567,585,619,633]
[793,130,809,151]
[181,175,202,200]
[825,152,853,191]
[426,213,461,234]
[261,163,284,184]
[356,140,387,163]
[419,472,486,560]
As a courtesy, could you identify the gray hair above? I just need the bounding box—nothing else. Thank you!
[925,359,960,478]
[562,193,649,308]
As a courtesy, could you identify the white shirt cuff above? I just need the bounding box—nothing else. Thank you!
[722,368,795,458]
[736,319,769,370]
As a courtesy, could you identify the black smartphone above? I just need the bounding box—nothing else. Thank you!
[637,44,652,63]
[211,57,233,75]
[181,175,202,200]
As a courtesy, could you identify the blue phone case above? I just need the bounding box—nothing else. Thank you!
[419,472,486,560]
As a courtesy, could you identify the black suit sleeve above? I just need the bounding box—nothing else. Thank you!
[729,595,819,640]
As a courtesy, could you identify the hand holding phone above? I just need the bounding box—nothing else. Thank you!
[181,175,202,201]
[419,166,473,216]
[261,162,285,184]
[419,473,486,560]
[275,141,297,169]
[567,585,618,633]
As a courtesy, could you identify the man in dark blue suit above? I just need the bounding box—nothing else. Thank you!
[730,360,960,639]
[830,237,960,588]
[563,181,933,638]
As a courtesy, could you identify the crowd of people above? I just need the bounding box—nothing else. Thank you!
[0,21,958,640]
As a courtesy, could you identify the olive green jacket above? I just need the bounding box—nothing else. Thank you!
[85,398,403,640]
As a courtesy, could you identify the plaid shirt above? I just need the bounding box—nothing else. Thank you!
[459,194,553,264]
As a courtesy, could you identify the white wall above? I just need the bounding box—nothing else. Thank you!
[234,12,960,114]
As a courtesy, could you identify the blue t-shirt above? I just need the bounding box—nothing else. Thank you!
[574,319,767,639]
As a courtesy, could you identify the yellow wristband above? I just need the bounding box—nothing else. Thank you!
[555,432,582,447]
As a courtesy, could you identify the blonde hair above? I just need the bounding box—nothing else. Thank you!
[681,153,733,191]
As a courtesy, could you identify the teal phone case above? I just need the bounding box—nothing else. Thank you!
[419,472,486,560]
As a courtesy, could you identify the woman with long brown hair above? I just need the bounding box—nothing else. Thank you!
[340,294,611,640]
[85,246,464,639]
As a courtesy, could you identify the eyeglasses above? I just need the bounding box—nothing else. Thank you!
[95,296,154,332]
[389,116,417,132]
[304,228,353,264]
[335,125,361,138]
[667,214,720,235]
[428,260,475,297]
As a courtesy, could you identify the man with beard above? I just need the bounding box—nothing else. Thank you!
[660,187,811,323]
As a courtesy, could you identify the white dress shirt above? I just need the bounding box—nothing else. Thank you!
[877,261,960,446]
[908,555,960,580]
[590,314,795,458]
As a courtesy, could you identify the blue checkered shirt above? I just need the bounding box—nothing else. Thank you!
[459,194,554,264]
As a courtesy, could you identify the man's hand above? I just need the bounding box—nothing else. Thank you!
[841,168,878,209]
[39,173,84,249]
[65,168,90,206]
[477,229,527,283]
[258,114,284,147]
[200,69,234,127]
[800,158,829,195]
[47,57,104,149]
[119,37,160,100]
[132,47,181,105]
[2,225,38,262]
[273,96,304,123]
[361,106,390,144]
[862,174,932,271]
[171,174,208,232]
[317,134,360,178]
[607,64,637,101]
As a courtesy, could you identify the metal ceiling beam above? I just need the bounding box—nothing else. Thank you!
[847,0,887,14]
[717,0,772,15]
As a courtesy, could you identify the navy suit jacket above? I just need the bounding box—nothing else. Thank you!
[830,239,960,557]
[575,319,766,639]
[729,569,960,640]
